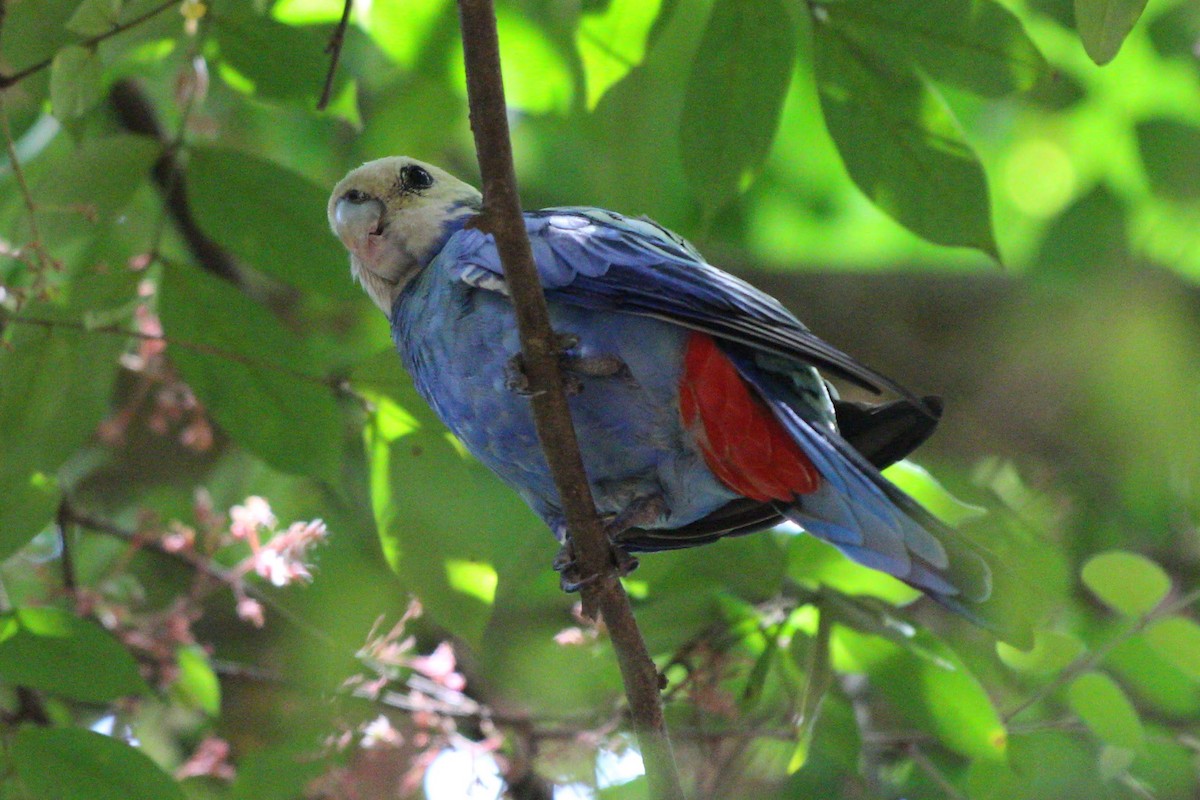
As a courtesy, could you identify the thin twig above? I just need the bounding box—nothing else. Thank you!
[4,314,342,392]
[907,743,967,800]
[317,0,353,110]
[1003,586,1200,722]
[0,93,53,277]
[0,0,179,89]
[56,501,78,594]
[454,2,685,798]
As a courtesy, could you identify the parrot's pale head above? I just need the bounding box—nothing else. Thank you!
[329,156,482,312]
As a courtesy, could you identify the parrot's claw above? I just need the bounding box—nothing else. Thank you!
[553,538,640,594]
[505,335,631,398]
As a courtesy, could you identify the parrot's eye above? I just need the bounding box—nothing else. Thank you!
[401,165,434,191]
[342,189,372,204]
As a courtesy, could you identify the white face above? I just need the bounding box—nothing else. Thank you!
[328,156,482,312]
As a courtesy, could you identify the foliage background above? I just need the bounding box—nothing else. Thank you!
[1,0,1199,797]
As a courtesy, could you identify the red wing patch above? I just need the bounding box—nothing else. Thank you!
[679,332,820,502]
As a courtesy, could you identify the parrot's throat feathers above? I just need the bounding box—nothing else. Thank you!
[357,203,477,313]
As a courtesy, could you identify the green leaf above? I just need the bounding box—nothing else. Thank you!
[0,319,122,559]
[12,727,184,800]
[1068,671,1144,750]
[820,0,1046,97]
[158,264,345,481]
[1081,550,1170,617]
[679,0,797,213]
[1136,118,1200,201]
[1074,0,1149,65]
[812,18,997,256]
[231,745,329,800]
[50,46,104,120]
[834,626,1007,759]
[997,629,1085,674]
[577,0,663,108]
[1143,616,1200,680]
[67,0,123,36]
[0,607,149,702]
[212,4,331,102]
[357,352,538,646]
[187,147,360,300]
[883,460,987,526]
[173,644,222,716]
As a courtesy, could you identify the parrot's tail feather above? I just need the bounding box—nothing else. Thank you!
[727,349,993,607]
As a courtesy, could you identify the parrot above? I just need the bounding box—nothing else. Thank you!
[328,156,991,614]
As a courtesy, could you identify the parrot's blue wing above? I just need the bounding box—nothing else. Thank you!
[449,208,922,404]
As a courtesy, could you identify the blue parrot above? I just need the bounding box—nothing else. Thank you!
[328,157,991,611]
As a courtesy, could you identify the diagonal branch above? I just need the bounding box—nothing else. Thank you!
[454,2,684,797]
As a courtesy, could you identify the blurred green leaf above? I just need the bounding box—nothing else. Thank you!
[67,0,123,36]
[834,626,1007,759]
[1081,550,1170,617]
[1033,183,1129,274]
[820,0,1046,97]
[187,147,360,300]
[0,319,122,559]
[679,0,797,214]
[12,727,184,800]
[158,264,345,481]
[883,460,987,526]
[812,17,997,256]
[0,607,149,702]
[1136,118,1200,201]
[173,644,221,716]
[1107,632,1200,717]
[788,535,921,605]
[996,629,1085,674]
[212,3,332,102]
[230,745,330,800]
[49,46,104,120]
[1143,616,1200,681]
[1068,671,1144,750]
[1098,744,1136,781]
[577,0,662,109]
[1074,0,1149,65]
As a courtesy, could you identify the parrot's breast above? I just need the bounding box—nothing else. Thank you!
[391,263,740,536]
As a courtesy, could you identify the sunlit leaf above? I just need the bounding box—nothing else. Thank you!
[0,607,149,703]
[577,0,662,109]
[1068,671,1144,749]
[67,0,122,36]
[819,0,1046,97]
[13,728,184,800]
[1143,616,1200,681]
[1081,550,1170,617]
[187,147,360,300]
[1074,0,1149,65]
[679,0,797,214]
[834,626,1007,759]
[173,644,222,716]
[50,46,104,120]
[812,17,997,256]
[997,629,1085,674]
[884,460,987,526]
[158,264,345,481]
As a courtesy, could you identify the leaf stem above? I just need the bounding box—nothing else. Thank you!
[317,0,353,110]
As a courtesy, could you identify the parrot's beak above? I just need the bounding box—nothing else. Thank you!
[333,196,387,255]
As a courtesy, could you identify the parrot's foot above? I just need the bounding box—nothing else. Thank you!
[552,496,666,593]
[554,539,639,593]
[505,333,632,398]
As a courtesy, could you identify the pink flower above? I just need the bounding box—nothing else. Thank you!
[230,496,275,540]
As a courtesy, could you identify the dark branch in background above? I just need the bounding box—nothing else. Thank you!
[453,2,685,798]
[108,80,246,287]
[0,0,179,89]
[317,0,353,111]
[56,501,78,595]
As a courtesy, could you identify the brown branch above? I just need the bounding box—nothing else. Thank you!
[454,2,684,797]
[0,0,179,89]
[317,0,353,111]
